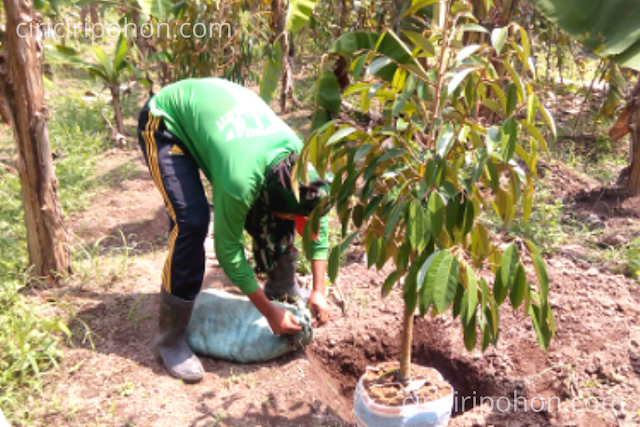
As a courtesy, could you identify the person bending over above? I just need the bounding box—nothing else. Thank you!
[137,78,331,383]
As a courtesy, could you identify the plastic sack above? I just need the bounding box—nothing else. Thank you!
[0,409,9,427]
[354,366,454,427]
[186,288,313,363]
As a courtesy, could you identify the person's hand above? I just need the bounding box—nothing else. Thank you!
[308,290,329,327]
[266,306,303,335]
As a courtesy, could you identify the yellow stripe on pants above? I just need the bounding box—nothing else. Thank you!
[142,112,179,294]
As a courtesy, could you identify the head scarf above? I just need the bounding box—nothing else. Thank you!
[244,151,331,272]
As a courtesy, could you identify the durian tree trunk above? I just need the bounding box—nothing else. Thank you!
[0,0,71,284]
[397,306,414,382]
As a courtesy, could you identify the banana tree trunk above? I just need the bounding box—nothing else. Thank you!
[627,84,640,194]
[610,79,640,194]
[110,83,125,139]
[0,0,71,284]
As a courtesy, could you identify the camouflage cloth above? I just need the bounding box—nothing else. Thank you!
[244,152,330,273]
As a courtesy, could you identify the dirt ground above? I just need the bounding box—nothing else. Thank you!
[29,142,640,427]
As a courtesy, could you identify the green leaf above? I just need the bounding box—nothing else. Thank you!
[403,255,423,313]
[404,30,436,56]
[525,240,550,322]
[396,242,412,272]
[311,109,333,134]
[504,60,525,102]
[501,117,517,162]
[330,32,381,58]
[285,0,317,33]
[493,271,508,304]
[537,103,557,137]
[112,34,128,72]
[367,57,393,76]
[445,194,460,237]
[327,126,357,146]
[518,26,532,70]
[92,44,114,83]
[486,160,499,193]
[448,67,477,96]
[521,119,550,153]
[428,192,444,240]
[340,230,360,254]
[352,204,364,228]
[534,0,640,71]
[425,250,459,313]
[436,124,455,157]
[500,242,519,289]
[527,93,538,124]
[34,0,50,10]
[461,199,475,237]
[523,177,534,221]
[418,252,438,316]
[506,83,518,117]
[456,44,482,63]
[316,70,342,114]
[43,75,55,90]
[461,23,489,34]
[354,143,374,163]
[483,99,504,116]
[402,0,439,17]
[328,247,340,283]
[259,41,283,104]
[363,149,407,181]
[510,263,527,310]
[55,45,79,56]
[465,267,478,325]
[384,202,404,238]
[471,223,490,263]
[136,0,171,19]
[407,200,429,252]
[491,27,508,54]
[376,239,388,270]
[382,270,401,298]
[529,304,552,350]
[424,157,439,188]
[463,313,477,351]
[363,195,384,220]
[367,237,380,269]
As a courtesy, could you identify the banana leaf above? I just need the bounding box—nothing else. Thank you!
[534,0,640,70]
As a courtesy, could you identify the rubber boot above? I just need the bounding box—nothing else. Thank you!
[264,249,310,304]
[154,288,204,383]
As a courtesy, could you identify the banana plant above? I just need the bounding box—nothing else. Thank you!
[297,0,555,382]
[260,0,318,110]
[48,34,148,144]
[534,0,640,193]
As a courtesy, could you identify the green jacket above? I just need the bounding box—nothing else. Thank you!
[149,78,328,294]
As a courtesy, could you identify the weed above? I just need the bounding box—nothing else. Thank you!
[126,294,151,331]
[118,381,135,397]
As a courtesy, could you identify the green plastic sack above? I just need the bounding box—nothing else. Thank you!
[186,288,313,363]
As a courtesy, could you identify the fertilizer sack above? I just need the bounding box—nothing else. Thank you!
[186,288,313,363]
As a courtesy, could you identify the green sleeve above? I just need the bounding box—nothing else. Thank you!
[307,215,329,261]
[213,191,260,295]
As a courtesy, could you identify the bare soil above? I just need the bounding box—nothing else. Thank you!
[25,141,640,427]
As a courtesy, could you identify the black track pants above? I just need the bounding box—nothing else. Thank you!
[137,103,210,301]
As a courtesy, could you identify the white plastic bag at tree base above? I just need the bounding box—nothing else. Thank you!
[354,366,454,427]
[186,288,313,363]
[0,408,9,427]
